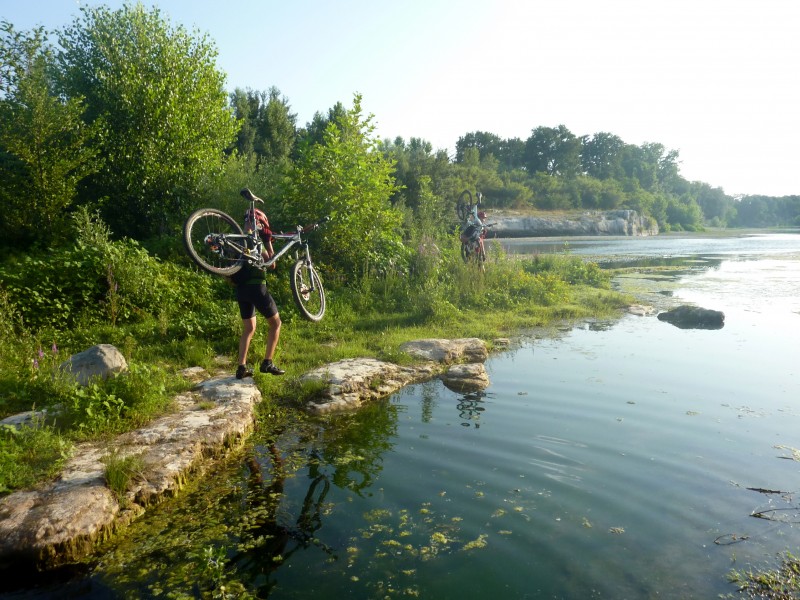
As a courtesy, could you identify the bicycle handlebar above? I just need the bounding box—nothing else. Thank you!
[301,215,331,233]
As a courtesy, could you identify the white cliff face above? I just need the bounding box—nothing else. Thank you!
[490,210,658,237]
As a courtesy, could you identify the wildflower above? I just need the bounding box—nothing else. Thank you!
[52,342,58,354]
[38,348,45,359]
[33,358,39,369]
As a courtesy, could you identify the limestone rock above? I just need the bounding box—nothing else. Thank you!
[657,305,725,330]
[0,376,261,569]
[301,358,439,414]
[59,344,128,386]
[490,210,659,237]
[179,366,208,383]
[441,363,490,392]
[399,338,488,364]
[628,304,656,316]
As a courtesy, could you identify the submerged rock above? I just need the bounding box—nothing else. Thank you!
[657,305,725,330]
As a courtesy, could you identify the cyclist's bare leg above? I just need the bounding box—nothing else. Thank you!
[238,317,257,366]
[260,313,284,375]
[264,313,281,361]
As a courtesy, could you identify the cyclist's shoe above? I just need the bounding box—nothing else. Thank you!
[235,364,254,379]
[260,359,285,376]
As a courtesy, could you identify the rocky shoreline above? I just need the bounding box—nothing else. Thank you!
[0,338,495,571]
[489,209,659,238]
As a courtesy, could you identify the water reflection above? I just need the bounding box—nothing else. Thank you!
[231,445,334,598]
[456,390,488,428]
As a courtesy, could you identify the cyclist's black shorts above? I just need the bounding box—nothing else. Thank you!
[236,283,278,320]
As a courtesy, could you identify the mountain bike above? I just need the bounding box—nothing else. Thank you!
[456,190,495,264]
[183,188,328,322]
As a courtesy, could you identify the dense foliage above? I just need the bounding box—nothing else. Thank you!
[56,4,238,238]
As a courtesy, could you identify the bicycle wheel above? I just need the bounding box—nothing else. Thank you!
[290,259,326,321]
[183,208,245,276]
[456,190,472,222]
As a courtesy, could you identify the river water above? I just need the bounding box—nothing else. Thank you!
[8,232,800,599]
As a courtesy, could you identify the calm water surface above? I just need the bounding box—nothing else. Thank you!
[9,233,800,599]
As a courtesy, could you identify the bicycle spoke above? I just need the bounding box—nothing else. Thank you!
[183,209,244,275]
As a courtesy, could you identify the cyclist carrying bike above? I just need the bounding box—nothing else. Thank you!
[233,206,285,379]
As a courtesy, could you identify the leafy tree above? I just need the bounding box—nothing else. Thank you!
[530,172,574,210]
[524,125,581,177]
[56,3,238,238]
[666,195,704,230]
[456,131,526,172]
[284,95,405,278]
[229,87,296,166]
[622,142,680,192]
[581,132,625,180]
[693,182,734,226]
[228,88,261,157]
[256,87,296,167]
[295,101,348,153]
[0,22,100,247]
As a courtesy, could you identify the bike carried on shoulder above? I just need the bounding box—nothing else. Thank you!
[456,190,495,264]
[183,188,328,322]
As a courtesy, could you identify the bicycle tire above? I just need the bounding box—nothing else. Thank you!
[290,259,326,321]
[183,208,245,276]
[456,190,472,222]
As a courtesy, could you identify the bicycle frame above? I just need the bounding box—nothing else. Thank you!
[217,199,321,272]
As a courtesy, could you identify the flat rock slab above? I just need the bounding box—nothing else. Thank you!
[399,338,488,364]
[0,376,260,569]
[301,358,440,414]
[628,304,656,316]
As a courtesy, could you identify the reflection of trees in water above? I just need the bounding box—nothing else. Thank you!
[311,400,397,495]
[420,381,438,423]
[229,402,400,595]
[457,390,488,428]
[230,443,335,598]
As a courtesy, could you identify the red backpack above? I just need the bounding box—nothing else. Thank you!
[244,208,272,241]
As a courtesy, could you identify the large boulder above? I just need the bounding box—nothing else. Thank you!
[441,363,490,392]
[60,344,128,385]
[657,305,725,330]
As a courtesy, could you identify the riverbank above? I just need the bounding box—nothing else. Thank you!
[0,266,633,574]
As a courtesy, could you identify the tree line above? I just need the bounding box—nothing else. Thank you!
[2,3,798,272]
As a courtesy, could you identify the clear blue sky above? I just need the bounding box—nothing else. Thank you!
[3,0,799,196]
